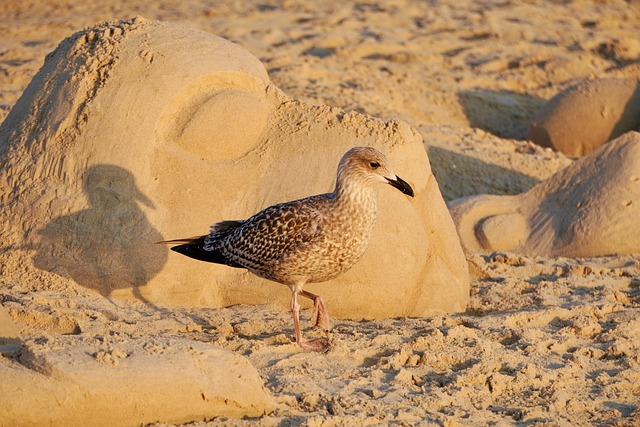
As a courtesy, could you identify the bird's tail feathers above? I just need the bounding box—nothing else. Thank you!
[155,236,206,245]
[211,220,243,233]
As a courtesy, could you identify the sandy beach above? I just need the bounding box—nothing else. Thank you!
[1,1,639,426]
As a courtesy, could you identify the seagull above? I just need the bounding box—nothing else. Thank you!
[158,147,414,351]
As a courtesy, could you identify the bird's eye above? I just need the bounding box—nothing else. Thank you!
[369,161,380,169]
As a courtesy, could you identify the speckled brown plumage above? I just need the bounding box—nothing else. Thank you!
[160,147,414,351]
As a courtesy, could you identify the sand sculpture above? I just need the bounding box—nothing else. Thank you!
[528,78,640,157]
[1,338,275,425]
[449,131,640,257]
[0,17,469,319]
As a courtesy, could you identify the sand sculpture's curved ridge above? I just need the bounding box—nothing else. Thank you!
[1,19,141,156]
[0,17,273,162]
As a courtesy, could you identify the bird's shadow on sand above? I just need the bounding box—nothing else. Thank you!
[32,164,168,307]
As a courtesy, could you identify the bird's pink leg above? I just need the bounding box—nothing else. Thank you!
[299,290,332,332]
[289,289,328,352]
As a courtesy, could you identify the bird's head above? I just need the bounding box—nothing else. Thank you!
[336,147,414,197]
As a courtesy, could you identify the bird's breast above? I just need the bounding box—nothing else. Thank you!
[271,195,379,284]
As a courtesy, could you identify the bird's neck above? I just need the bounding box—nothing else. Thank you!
[333,179,379,215]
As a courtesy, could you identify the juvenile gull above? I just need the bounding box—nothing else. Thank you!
[159,147,414,351]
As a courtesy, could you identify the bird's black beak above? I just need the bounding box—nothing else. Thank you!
[386,175,414,197]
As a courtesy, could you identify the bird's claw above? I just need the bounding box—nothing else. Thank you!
[298,337,330,352]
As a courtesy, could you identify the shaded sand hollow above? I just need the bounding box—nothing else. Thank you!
[1,1,640,426]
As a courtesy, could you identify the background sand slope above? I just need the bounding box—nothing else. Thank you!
[1,1,640,426]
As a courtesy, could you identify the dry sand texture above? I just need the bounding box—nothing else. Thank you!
[1,1,640,426]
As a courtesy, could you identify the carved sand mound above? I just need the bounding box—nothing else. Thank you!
[0,18,469,319]
[1,338,275,425]
[528,78,640,157]
[449,131,640,257]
